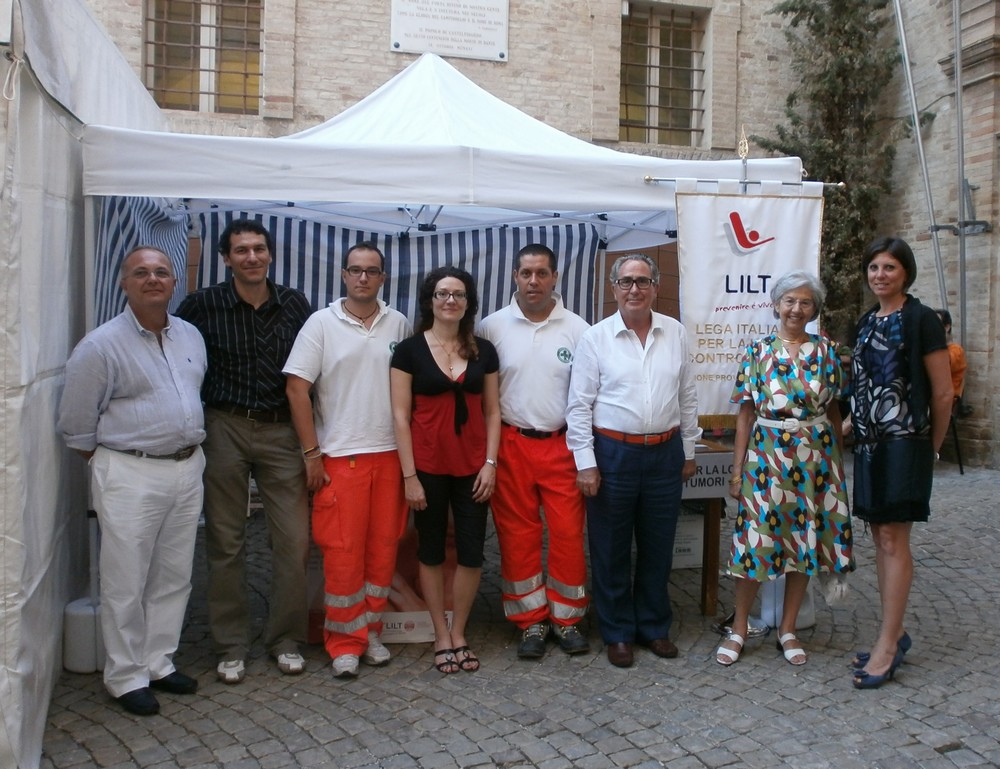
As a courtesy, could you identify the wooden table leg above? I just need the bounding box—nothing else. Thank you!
[701,498,722,615]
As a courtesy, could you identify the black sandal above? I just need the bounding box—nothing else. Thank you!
[434,648,458,674]
[454,645,480,672]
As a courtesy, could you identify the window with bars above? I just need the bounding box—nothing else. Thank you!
[145,0,262,114]
[620,6,705,146]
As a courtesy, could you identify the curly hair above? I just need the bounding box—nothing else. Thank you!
[416,266,480,360]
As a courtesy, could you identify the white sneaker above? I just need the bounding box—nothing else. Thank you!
[216,659,245,684]
[361,632,391,666]
[331,654,359,678]
[276,652,305,675]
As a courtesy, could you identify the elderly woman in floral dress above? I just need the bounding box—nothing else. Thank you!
[716,270,854,667]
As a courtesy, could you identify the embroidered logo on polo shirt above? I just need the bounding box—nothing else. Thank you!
[557,347,573,364]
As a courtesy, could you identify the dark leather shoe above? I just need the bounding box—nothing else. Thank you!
[606,642,634,668]
[552,624,591,655]
[642,638,678,658]
[116,687,160,716]
[517,622,549,659]
[150,670,198,694]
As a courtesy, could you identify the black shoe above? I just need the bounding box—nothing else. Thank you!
[150,670,198,695]
[517,622,549,659]
[551,624,591,654]
[116,687,160,716]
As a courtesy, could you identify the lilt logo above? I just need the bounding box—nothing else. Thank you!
[726,211,775,254]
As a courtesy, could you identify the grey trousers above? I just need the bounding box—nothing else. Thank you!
[202,408,309,660]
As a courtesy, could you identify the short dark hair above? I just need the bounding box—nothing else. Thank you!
[515,244,557,273]
[218,218,274,257]
[344,241,385,271]
[416,265,480,359]
[863,236,917,289]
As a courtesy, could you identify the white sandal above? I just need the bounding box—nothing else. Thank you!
[777,632,807,666]
[716,633,744,666]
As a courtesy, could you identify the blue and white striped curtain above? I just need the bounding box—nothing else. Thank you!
[197,212,600,324]
[94,196,190,325]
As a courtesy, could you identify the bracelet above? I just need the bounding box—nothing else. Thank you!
[302,447,322,459]
[301,445,320,456]
[403,473,417,479]
[728,478,740,485]
[485,458,498,468]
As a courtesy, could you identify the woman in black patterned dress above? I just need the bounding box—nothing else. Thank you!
[850,236,953,689]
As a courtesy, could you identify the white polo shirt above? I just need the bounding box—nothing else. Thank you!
[283,298,411,457]
[479,293,589,432]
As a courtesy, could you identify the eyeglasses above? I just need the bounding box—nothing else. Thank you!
[779,297,816,310]
[433,290,468,302]
[126,268,173,281]
[612,276,656,290]
[344,266,384,278]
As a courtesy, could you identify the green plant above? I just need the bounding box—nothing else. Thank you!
[753,0,899,341]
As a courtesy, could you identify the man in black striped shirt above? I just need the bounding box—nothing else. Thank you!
[177,219,312,684]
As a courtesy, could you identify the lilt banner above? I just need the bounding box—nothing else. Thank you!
[676,191,823,420]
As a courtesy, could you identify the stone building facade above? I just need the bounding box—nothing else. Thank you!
[82,0,998,466]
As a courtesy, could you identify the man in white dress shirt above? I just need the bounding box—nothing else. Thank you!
[566,253,700,668]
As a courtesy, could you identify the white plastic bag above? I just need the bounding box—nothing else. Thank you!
[756,573,816,630]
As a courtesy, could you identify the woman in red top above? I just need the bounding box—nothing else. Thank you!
[391,266,501,674]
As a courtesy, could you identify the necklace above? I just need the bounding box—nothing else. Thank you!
[345,303,379,324]
[429,328,460,375]
[779,335,808,344]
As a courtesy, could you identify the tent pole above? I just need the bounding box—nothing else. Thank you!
[83,195,96,331]
[952,0,967,347]
[891,0,948,308]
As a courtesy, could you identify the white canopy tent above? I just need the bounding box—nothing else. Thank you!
[82,52,806,326]
[84,53,804,246]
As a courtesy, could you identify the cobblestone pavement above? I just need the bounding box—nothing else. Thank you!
[42,461,999,769]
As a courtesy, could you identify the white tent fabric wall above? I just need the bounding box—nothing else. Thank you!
[1,0,167,767]
[196,213,601,326]
[0,57,90,769]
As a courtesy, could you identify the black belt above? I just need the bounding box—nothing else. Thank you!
[503,422,568,440]
[213,404,292,423]
[111,446,199,461]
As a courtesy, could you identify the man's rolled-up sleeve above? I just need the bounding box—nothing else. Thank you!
[58,341,112,453]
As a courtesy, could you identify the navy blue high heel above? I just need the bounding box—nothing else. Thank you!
[852,647,905,690]
[852,632,911,669]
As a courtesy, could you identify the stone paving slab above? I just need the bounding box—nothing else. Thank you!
[41,462,999,768]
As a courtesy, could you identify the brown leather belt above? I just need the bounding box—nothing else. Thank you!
[593,426,678,446]
[214,404,292,423]
[112,445,199,461]
[502,422,568,440]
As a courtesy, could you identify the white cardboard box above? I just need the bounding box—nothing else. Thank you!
[381,611,453,643]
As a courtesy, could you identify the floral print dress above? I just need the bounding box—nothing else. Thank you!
[728,334,854,580]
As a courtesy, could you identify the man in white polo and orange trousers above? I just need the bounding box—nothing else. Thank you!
[480,243,591,659]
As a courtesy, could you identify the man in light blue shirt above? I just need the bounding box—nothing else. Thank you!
[59,246,207,716]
